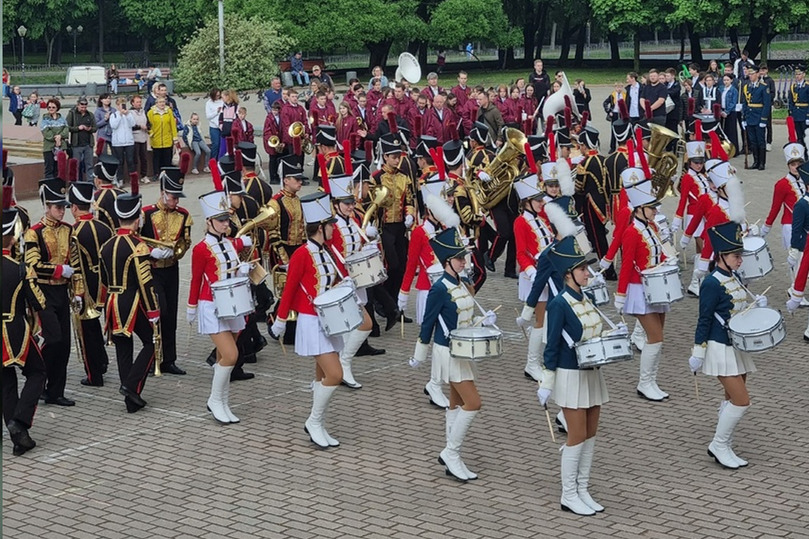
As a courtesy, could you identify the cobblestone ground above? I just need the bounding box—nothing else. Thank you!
[4,86,809,538]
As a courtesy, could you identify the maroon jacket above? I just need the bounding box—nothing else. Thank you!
[366,89,384,115]
[520,95,539,118]
[420,85,444,103]
[460,99,479,132]
[422,107,457,144]
[452,85,472,109]
[263,112,282,155]
[308,103,335,126]
[336,114,358,148]
[383,96,416,129]
[495,97,518,124]
[230,118,254,145]
[280,103,309,145]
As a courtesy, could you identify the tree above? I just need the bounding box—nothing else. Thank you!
[119,0,212,51]
[174,14,296,91]
[429,0,521,51]
[591,0,670,70]
[9,0,97,66]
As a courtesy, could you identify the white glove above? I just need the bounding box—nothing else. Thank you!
[72,295,83,309]
[404,215,414,228]
[364,225,378,239]
[237,262,252,277]
[759,122,766,128]
[610,322,628,336]
[679,235,691,249]
[598,258,611,271]
[760,225,770,237]
[150,247,174,260]
[746,223,760,237]
[689,355,703,374]
[338,277,356,290]
[787,248,800,268]
[397,291,408,312]
[741,121,747,129]
[735,103,743,112]
[658,226,671,243]
[186,307,197,325]
[787,296,802,314]
[613,295,626,314]
[670,217,682,233]
[362,241,378,252]
[240,235,253,249]
[481,310,498,327]
[589,271,606,288]
[60,265,75,278]
[526,266,537,281]
[806,119,809,126]
[148,312,161,324]
[664,255,680,266]
[755,295,768,308]
[537,387,552,407]
[478,170,492,182]
[270,319,286,339]
[409,341,429,368]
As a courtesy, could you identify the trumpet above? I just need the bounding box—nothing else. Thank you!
[153,318,163,377]
[267,135,281,148]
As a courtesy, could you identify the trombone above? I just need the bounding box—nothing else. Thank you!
[153,318,163,377]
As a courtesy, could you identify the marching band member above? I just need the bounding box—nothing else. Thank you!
[239,141,274,206]
[689,220,767,469]
[187,171,253,424]
[24,170,75,406]
[68,168,114,386]
[412,135,439,214]
[604,102,633,220]
[3,199,47,456]
[740,64,772,171]
[100,183,161,413]
[268,155,306,267]
[92,155,125,231]
[789,159,809,277]
[314,125,345,186]
[399,175,459,408]
[270,192,349,448]
[2,149,31,242]
[763,118,806,251]
[614,131,673,401]
[786,161,809,340]
[410,226,497,481]
[538,234,610,516]
[140,160,193,376]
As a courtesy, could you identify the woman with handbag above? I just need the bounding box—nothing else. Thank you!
[39,99,70,177]
[22,92,41,126]
[217,89,239,158]
[147,97,179,176]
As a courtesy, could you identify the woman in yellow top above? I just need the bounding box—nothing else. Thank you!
[147,96,178,177]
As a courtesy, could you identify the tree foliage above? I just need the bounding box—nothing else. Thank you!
[118,0,213,49]
[174,14,296,92]
[5,0,97,65]
[429,0,521,49]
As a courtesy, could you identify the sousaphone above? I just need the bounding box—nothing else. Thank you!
[542,71,579,119]
[397,52,421,84]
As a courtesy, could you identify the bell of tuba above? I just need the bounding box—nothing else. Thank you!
[235,204,277,239]
[397,52,421,84]
[542,72,580,120]
[474,127,527,210]
[647,123,685,201]
[361,185,390,229]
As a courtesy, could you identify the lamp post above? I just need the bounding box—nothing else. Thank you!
[18,25,27,82]
[217,0,225,78]
[66,25,83,62]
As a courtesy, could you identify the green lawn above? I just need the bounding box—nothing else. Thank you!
[464,68,629,88]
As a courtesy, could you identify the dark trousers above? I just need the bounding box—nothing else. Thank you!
[381,222,408,298]
[42,151,57,178]
[483,201,516,274]
[268,153,281,183]
[766,115,773,144]
[737,114,747,152]
[796,121,809,160]
[152,147,174,178]
[581,200,610,261]
[113,311,155,394]
[723,112,739,155]
[13,110,23,125]
[748,124,765,151]
[134,141,149,177]
[80,317,109,384]
[39,284,71,399]
[3,344,47,429]
[151,266,180,367]
[112,145,136,184]
[469,244,487,292]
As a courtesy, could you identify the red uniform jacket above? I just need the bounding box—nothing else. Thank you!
[684,192,719,241]
[604,193,631,264]
[366,89,384,115]
[280,103,309,145]
[188,234,247,306]
[495,97,518,124]
[276,240,340,320]
[520,95,539,118]
[765,173,805,226]
[514,210,554,272]
[616,218,669,296]
[460,99,479,133]
[793,234,809,294]
[452,85,471,109]
[675,169,710,220]
[309,103,336,127]
[401,220,441,293]
[697,200,731,269]
[263,112,282,155]
[422,107,457,144]
[335,115,358,148]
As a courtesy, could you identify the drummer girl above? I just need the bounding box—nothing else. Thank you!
[614,132,672,402]
[410,227,497,482]
[538,235,610,516]
[689,220,767,469]
[762,118,806,251]
[187,185,253,424]
[270,192,349,449]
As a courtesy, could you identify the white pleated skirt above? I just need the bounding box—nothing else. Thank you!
[432,343,475,383]
[553,367,609,409]
[294,314,344,357]
[703,340,757,377]
[781,224,792,251]
[685,213,705,238]
[356,287,368,306]
[518,272,547,302]
[623,283,671,315]
[416,289,429,325]
[198,300,246,335]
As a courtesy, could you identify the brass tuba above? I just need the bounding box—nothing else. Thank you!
[271,265,296,321]
[289,122,313,154]
[361,185,390,229]
[473,127,527,210]
[647,123,685,201]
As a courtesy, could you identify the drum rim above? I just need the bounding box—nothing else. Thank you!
[314,286,355,304]
[211,275,251,288]
[345,249,382,263]
[450,327,502,338]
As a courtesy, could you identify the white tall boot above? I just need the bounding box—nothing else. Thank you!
[424,358,450,408]
[305,382,338,448]
[708,403,749,469]
[560,443,595,515]
[440,407,478,479]
[688,256,704,297]
[631,323,647,351]
[524,328,545,381]
[439,408,477,481]
[577,438,604,512]
[637,342,667,401]
[221,373,240,424]
[340,329,370,389]
[315,381,340,447]
[556,410,568,433]
[647,342,668,399]
[207,364,233,424]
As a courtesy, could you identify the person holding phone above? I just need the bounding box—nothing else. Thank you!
[110,97,136,184]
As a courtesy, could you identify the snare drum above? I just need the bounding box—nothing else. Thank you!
[345,248,388,288]
[654,213,669,231]
[737,236,773,280]
[449,327,503,361]
[575,226,593,255]
[211,276,255,319]
[248,262,268,285]
[641,264,684,305]
[427,263,444,285]
[582,280,609,305]
[313,286,364,336]
[575,334,633,369]
[727,307,785,353]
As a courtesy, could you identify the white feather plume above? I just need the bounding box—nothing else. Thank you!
[425,193,460,228]
[544,200,578,238]
[725,176,745,224]
[556,158,575,197]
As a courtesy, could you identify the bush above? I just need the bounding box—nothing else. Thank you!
[175,14,296,92]
[708,38,726,49]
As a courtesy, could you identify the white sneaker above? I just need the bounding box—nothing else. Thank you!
[191,168,199,174]
[766,143,772,152]
[203,167,210,173]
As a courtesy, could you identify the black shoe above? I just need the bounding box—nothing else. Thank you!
[385,313,399,331]
[604,268,618,281]
[504,271,518,279]
[254,335,268,353]
[80,377,104,387]
[230,370,255,381]
[243,353,257,364]
[206,349,217,366]
[161,363,187,375]
[44,396,76,406]
[370,325,381,338]
[484,252,495,272]
[7,420,36,454]
[355,340,385,356]
[400,310,413,323]
[119,386,147,408]
[125,396,145,413]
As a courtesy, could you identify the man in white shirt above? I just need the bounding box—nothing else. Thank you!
[625,72,642,121]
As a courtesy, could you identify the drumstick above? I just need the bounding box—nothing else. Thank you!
[401,313,405,339]
[544,405,557,443]
[280,340,287,356]
[738,285,772,315]
[513,308,528,340]
[694,373,700,401]
[472,305,502,327]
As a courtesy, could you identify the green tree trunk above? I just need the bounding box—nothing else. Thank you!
[633,33,640,73]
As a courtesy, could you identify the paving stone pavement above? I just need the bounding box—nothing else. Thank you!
[4,86,809,538]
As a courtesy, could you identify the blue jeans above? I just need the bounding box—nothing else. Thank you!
[209,127,221,161]
[191,139,211,170]
[72,145,95,182]
[294,71,310,86]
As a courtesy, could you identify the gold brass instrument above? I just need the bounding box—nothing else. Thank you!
[361,185,390,229]
[140,236,176,250]
[471,127,527,210]
[289,121,314,154]
[271,264,296,321]
[268,135,281,148]
[647,123,686,201]
[153,318,163,376]
[235,205,276,285]
[68,280,87,364]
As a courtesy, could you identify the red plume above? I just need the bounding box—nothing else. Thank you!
[713,103,722,121]
[364,140,373,163]
[563,96,573,116]
[544,116,555,138]
[450,122,459,141]
[644,101,653,120]
[180,152,192,176]
[709,131,728,161]
[130,172,140,195]
[687,97,695,117]
[432,147,446,180]
[343,145,353,175]
[2,148,8,170]
[2,186,13,210]
[234,150,244,172]
[564,106,572,130]
[524,142,537,173]
[413,115,422,138]
[95,139,105,156]
[580,111,589,129]
[618,99,629,121]
[317,154,330,194]
[787,116,798,143]
[387,111,398,134]
[68,158,79,182]
[57,151,68,180]
[226,137,234,157]
[210,158,224,191]
[293,136,302,156]
[548,132,557,162]
[627,139,636,168]
[634,127,644,154]
[636,129,652,178]
[694,119,703,142]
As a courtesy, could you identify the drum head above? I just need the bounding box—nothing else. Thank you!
[451,327,501,339]
[211,276,250,289]
[642,264,676,276]
[313,286,353,306]
[728,307,781,332]
[742,236,765,252]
